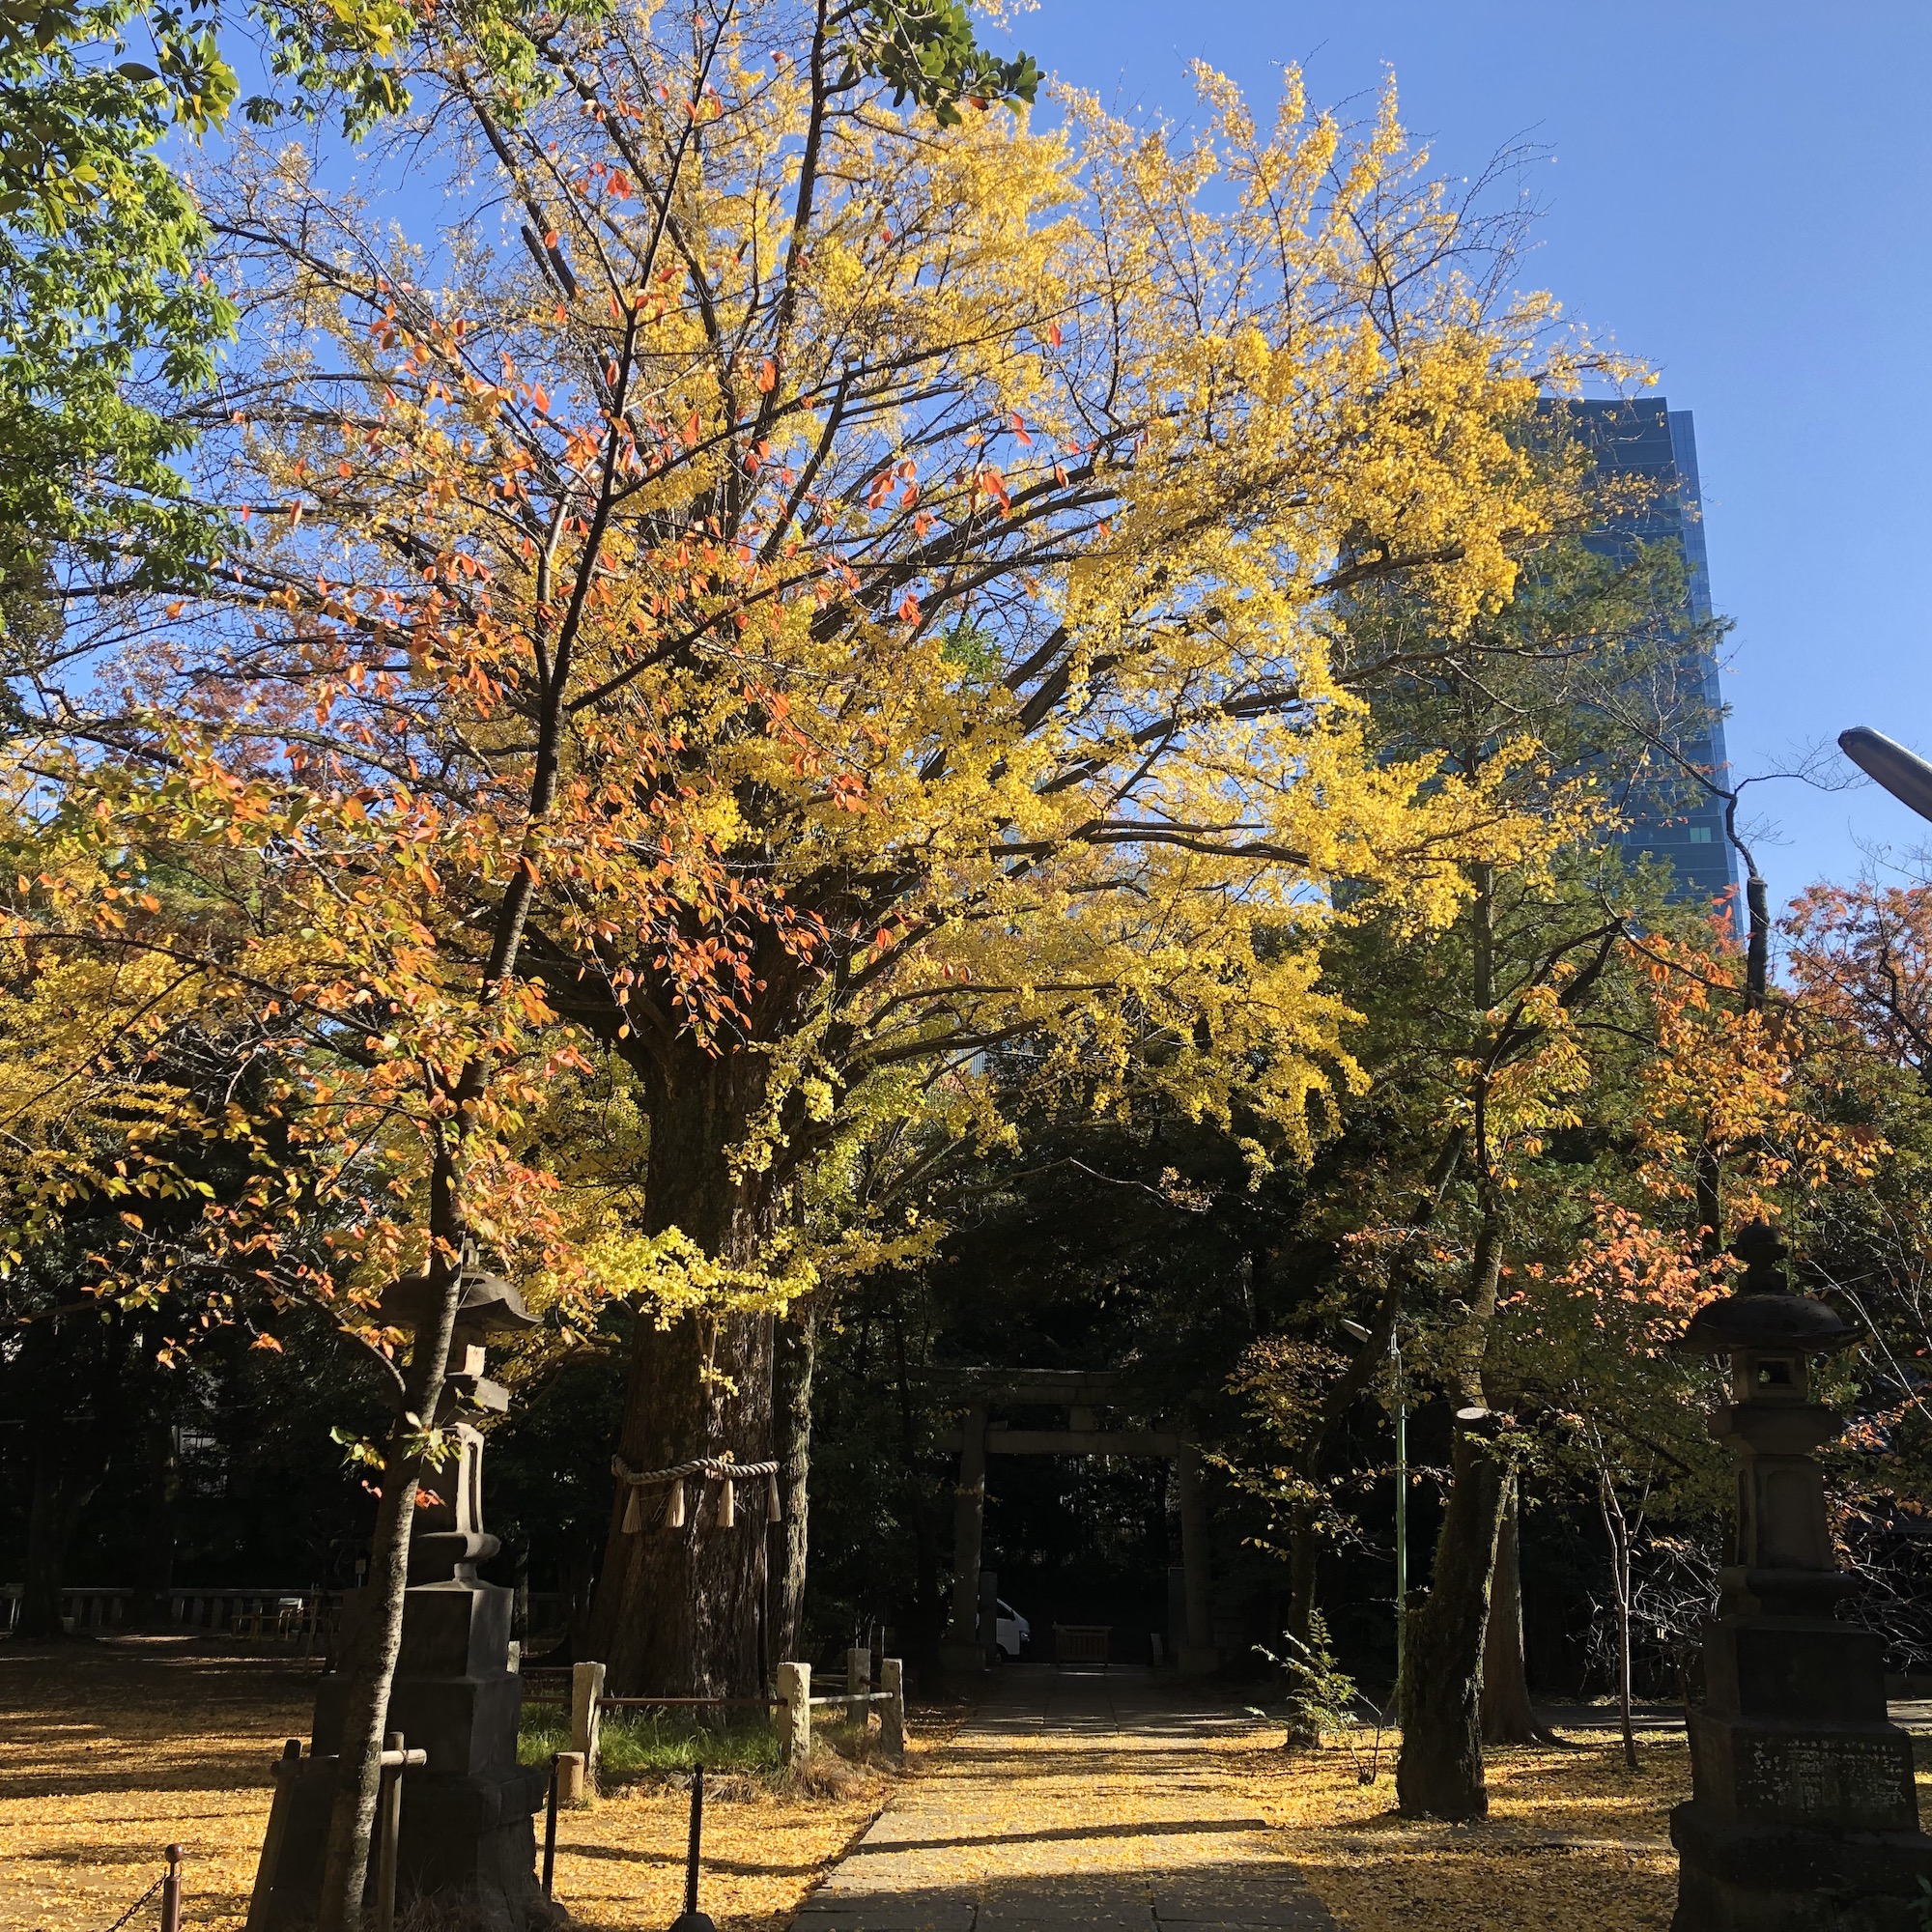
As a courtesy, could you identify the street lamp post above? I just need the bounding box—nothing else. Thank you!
[1839,725,1932,822]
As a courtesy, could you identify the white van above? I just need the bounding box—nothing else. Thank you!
[994,1600,1031,1660]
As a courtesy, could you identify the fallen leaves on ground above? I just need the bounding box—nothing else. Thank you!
[1234,1727,1687,1932]
[548,1768,885,1932]
[1238,1722,1932,1932]
[14,1643,1929,1932]
[0,1639,898,1932]
[0,1637,316,1932]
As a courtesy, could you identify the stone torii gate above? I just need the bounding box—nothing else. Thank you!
[930,1369,1218,1676]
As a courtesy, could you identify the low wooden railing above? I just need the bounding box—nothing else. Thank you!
[2,1583,569,1643]
[1,1585,331,1646]
[525,1652,906,1784]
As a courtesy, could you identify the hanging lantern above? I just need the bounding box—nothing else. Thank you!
[621,1485,643,1534]
[767,1474,783,1524]
[718,1474,736,1528]
[665,1479,687,1529]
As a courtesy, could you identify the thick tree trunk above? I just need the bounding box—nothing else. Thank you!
[772,1300,816,1668]
[20,1435,106,1639]
[591,1043,781,1696]
[1481,1494,1539,1745]
[594,1310,775,1693]
[1397,1422,1515,1820]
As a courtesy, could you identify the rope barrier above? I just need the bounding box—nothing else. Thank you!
[611,1456,782,1533]
[611,1455,781,1484]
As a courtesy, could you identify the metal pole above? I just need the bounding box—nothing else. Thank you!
[1392,1326,1407,1695]
[542,1752,560,1898]
[684,1763,705,1917]
[159,1845,184,1932]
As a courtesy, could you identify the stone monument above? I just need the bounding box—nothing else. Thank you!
[1672,1222,1932,1930]
[247,1260,556,1931]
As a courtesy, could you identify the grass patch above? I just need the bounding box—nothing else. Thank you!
[517,1702,781,1784]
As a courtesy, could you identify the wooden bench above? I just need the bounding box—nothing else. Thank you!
[1053,1624,1112,1671]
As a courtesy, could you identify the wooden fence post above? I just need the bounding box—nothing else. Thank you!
[570,1661,606,1791]
[543,1754,561,1899]
[243,1740,303,1932]
[880,1659,905,1762]
[776,1662,810,1773]
[374,1733,406,1932]
[846,1645,869,1731]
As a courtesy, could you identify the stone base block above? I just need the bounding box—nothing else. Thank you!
[334,1577,515,1682]
[312,1671,525,1781]
[247,1753,552,1932]
[1177,1645,1221,1677]
[1688,1711,1919,1833]
[1672,1799,1932,1931]
[1704,1615,1891,1727]
[939,1642,988,1677]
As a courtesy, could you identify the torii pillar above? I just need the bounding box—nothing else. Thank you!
[940,1406,989,1673]
[936,1392,1217,1676]
[1175,1439,1219,1675]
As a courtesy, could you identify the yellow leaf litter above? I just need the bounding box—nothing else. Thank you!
[0,1638,889,1932]
[8,1639,1927,1932]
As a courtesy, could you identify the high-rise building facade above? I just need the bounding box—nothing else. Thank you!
[1567,398,1739,906]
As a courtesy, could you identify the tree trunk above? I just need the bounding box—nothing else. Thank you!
[19,1434,106,1640]
[1283,1500,1319,1653]
[1600,1475,1639,1772]
[1281,1126,1465,1658]
[1397,1422,1515,1820]
[137,1417,181,1627]
[772,1299,816,1668]
[317,1147,468,1932]
[591,1042,781,1696]
[318,1405,430,1932]
[1481,1493,1539,1745]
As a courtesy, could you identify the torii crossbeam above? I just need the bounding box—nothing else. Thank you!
[924,1369,1218,1676]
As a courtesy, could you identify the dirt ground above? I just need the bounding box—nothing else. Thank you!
[0,1637,890,1932]
[1247,1727,1690,1932]
[10,1640,1919,1932]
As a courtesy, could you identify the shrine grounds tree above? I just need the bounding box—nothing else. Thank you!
[191,0,1611,1691]
[24,0,1932,1912]
[1207,530,1741,1815]
[7,0,1046,1914]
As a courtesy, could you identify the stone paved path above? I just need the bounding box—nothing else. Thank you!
[788,1667,1339,1931]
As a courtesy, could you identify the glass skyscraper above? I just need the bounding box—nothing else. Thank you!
[1561,398,1739,906]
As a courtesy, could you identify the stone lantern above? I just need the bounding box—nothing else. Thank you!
[247,1258,555,1932]
[1671,1221,1932,1930]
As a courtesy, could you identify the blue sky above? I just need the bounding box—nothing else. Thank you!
[988,0,1932,902]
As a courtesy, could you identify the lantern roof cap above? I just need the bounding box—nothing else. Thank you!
[379,1257,537,1337]
[1678,1221,1857,1357]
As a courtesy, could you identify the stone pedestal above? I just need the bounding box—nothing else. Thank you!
[247,1264,554,1932]
[1672,1225,1932,1930]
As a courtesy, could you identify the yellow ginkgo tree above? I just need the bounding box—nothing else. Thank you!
[171,0,1605,1690]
